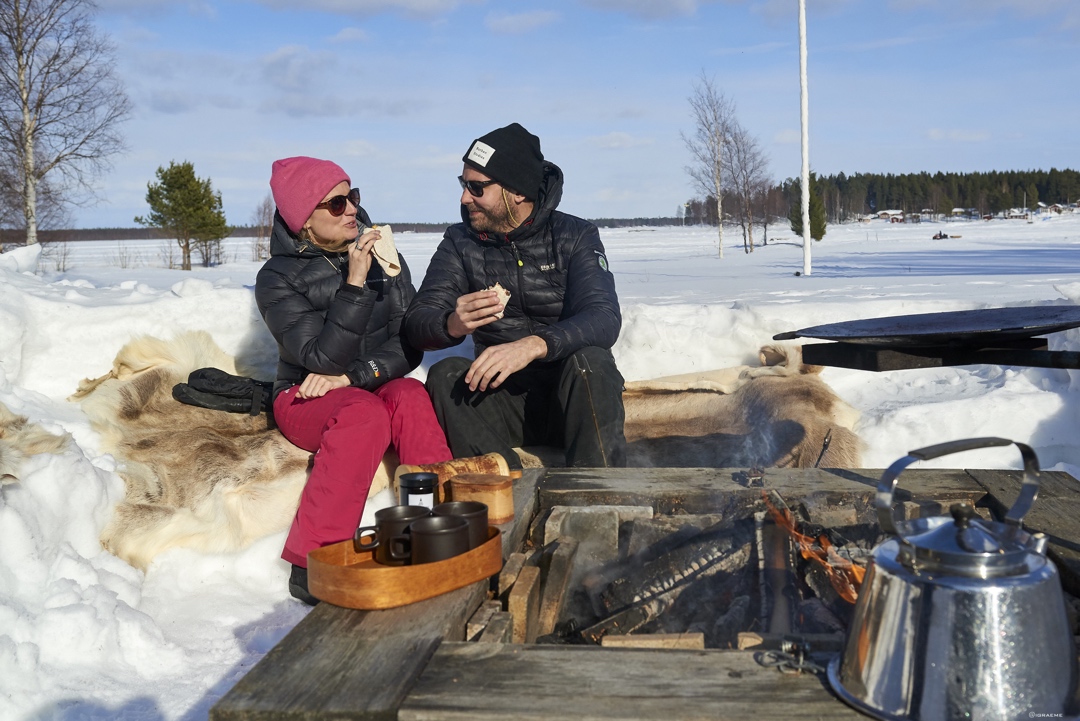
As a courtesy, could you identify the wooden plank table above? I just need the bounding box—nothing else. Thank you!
[399,644,866,721]
[212,466,1080,720]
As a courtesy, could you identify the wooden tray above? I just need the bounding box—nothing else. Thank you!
[307,526,502,609]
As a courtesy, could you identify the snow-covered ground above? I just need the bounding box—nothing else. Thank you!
[3,213,1080,719]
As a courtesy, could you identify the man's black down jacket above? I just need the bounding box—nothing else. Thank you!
[403,162,621,362]
[255,208,420,398]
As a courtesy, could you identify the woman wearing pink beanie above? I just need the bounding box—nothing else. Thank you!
[255,156,452,604]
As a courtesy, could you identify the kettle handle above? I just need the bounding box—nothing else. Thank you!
[876,437,1041,536]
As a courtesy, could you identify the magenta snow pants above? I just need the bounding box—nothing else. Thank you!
[273,377,452,567]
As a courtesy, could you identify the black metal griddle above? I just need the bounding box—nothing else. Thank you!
[773,305,1080,371]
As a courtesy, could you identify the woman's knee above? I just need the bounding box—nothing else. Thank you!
[379,377,433,410]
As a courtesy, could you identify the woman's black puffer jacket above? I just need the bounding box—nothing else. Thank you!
[403,162,621,362]
[255,207,420,398]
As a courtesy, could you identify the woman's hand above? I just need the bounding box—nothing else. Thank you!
[296,373,350,399]
[346,227,381,287]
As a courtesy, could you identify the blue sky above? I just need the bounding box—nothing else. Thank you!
[77,0,1080,228]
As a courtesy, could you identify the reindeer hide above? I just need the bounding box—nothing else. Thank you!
[71,331,394,570]
[0,403,70,483]
[622,344,861,469]
[72,333,860,570]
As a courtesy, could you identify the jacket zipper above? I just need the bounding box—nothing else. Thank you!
[509,240,535,335]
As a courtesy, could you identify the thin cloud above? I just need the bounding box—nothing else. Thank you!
[342,140,379,158]
[262,93,356,118]
[751,0,857,24]
[254,0,476,18]
[97,0,215,17]
[328,27,371,43]
[711,41,789,56]
[485,11,560,34]
[147,90,199,114]
[836,36,921,52]
[889,0,1080,29]
[591,186,640,203]
[405,151,465,169]
[588,131,654,150]
[260,45,336,93]
[580,0,707,19]
[926,128,991,143]
[774,129,800,145]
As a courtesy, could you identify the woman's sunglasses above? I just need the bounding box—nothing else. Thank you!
[315,188,361,216]
[458,176,497,198]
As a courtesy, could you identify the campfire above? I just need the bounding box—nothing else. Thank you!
[495,486,889,651]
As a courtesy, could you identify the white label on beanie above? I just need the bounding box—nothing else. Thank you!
[466,140,495,167]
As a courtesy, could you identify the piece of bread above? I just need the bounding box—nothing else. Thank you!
[488,282,510,319]
[369,225,401,277]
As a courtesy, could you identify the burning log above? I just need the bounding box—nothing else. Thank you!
[579,520,754,644]
[599,520,754,614]
[761,490,866,603]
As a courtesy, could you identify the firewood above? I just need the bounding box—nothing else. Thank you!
[600,519,754,614]
[600,633,705,650]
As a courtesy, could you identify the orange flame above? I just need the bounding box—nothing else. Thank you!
[762,491,866,603]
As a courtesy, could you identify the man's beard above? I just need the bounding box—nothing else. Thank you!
[467,201,514,234]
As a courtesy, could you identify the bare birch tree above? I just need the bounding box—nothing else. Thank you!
[250,192,274,262]
[724,121,770,254]
[0,0,130,244]
[682,73,735,259]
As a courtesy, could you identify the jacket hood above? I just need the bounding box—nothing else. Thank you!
[458,161,564,243]
[269,207,374,258]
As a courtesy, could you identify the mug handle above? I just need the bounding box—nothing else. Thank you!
[388,534,411,563]
[353,526,380,554]
[876,437,1040,536]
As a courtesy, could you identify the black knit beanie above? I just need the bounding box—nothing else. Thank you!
[462,123,544,200]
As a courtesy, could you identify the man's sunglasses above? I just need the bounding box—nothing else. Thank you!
[458,176,498,198]
[314,188,361,216]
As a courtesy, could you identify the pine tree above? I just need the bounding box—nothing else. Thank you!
[788,172,826,241]
[135,161,230,270]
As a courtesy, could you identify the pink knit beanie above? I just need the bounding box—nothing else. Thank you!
[269,156,350,234]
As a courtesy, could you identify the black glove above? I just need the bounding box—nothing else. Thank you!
[171,368,273,416]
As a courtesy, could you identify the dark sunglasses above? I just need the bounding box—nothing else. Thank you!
[458,176,498,198]
[314,188,361,216]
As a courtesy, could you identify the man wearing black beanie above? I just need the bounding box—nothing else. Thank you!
[404,123,627,469]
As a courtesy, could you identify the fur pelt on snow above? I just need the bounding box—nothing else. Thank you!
[70,331,393,570]
[72,332,860,569]
[0,403,70,483]
[620,344,862,469]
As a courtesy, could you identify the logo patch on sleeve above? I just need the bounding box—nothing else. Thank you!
[368,360,380,378]
[466,140,495,167]
[594,250,610,272]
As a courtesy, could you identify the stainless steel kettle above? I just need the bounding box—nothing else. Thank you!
[828,437,1079,721]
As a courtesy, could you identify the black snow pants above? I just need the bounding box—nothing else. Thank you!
[426,346,626,470]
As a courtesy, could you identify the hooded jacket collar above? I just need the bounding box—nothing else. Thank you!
[459,161,564,244]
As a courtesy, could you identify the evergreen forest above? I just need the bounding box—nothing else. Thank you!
[808,168,1080,223]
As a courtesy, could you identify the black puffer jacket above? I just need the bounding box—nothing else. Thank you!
[403,162,621,361]
[256,208,420,398]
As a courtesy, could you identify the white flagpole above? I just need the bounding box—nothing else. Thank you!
[799,0,812,276]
